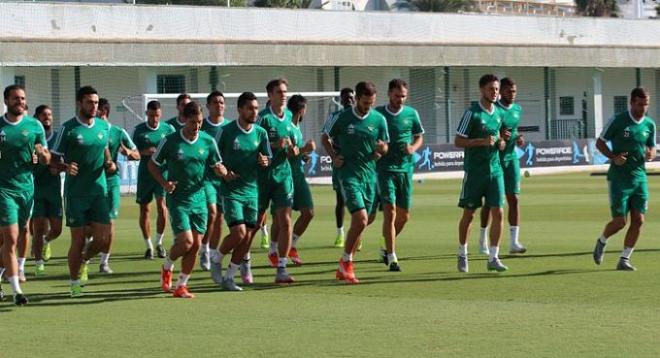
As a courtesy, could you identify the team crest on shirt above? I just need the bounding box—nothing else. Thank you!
[347,124,355,135]
[233,138,241,150]
[21,130,29,137]
[0,130,5,144]
[368,125,375,132]
[160,133,166,138]
[176,149,184,161]
[198,148,205,155]
[623,127,630,138]
[76,134,84,145]
[97,132,104,140]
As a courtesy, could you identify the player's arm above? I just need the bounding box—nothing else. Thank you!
[597,116,627,165]
[120,129,140,160]
[374,118,389,160]
[301,139,316,155]
[208,138,228,178]
[50,126,77,175]
[149,140,176,193]
[406,111,425,155]
[455,110,490,148]
[104,147,117,174]
[34,143,51,165]
[257,131,272,168]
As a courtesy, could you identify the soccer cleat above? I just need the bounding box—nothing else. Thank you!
[42,240,52,261]
[221,277,243,292]
[156,245,167,259]
[173,285,195,298]
[288,247,303,266]
[260,230,269,250]
[457,255,469,273]
[200,250,211,271]
[99,263,113,274]
[388,261,401,272]
[509,244,527,254]
[275,267,295,284]
[70,282,83,298]
[380,249,389,266]
[487,258,509,272]
[336,260,359,284]
[14,293,28,306]
[79,262,89,286]
[334,233,345,248]
[267,252,278,268]
[210,259,224,285]
[18,270,26,283]
[35,263,46,277]
[616,257,636,271]
[239,260,253,284]
[160,266,173,293]
[593,239,606,265]
[144,248,154,260]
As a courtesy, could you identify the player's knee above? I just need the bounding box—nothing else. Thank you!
[140,204,150,215]
[612,217,627,230]
[630,215,644,228]
[302,208,314,221]
[50,225,62,238]
[354,214,369,229]
[507,195,519,206]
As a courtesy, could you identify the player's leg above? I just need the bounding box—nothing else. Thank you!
[336,179,369,284]
[504,159,525,253]
[457,208,475,273]
[200,182,217,271]
[333,171,346,248]
[616,182,649,271]
[485,174,508,272]
[155,195,168,255]
[593,180,629,265]
[274,206,294,284]
[0,191,29,304]
[16,227,29,282]
[289,177,314,266]
[160,202,188,293]
[380,172,397,266]
[457,171,485,272]
[267,209,279,267]
[478,206,490,255]
[99,185,120,274]
[220,223,248,291]
[32,215,48,275]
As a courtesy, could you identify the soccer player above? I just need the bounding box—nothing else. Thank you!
[166,93,191,132]
[199,90,229,272]
[321,88,355,248]
[211,92,271,291]
[133,101,175,259]
[0,85,50,305]
[269,95,315,266]
[151,101,226,298]
[97,98,140,273]
[323,81,389,284]
[478,78,527,255]
[255,78,298,284]
[32,104,63,277]
[375,79,424,272]
[51,85,115,297]
[454,74,509,273]
[592,87,656,271]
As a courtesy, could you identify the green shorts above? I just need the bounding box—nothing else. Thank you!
[204,181,218,205]
[292,175,314,211]
[458,171,505,210]
[608,179,649,217]
[167,194,208,235]
[378,171,413,210]
[136,173,165,205]
[501,159,521,195]
[107,184,121,220]
[0,190,33,228]
[258,171,294,212]
[223,196,258,228]
[33,189,63,219]
[65,194,111,227]
[339,176,378,215]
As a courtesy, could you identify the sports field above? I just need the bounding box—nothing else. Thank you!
[2,173,659,357]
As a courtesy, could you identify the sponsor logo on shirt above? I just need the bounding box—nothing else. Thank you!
[623,127,630,138]
[233,138,240,150]
[347,124,355,135]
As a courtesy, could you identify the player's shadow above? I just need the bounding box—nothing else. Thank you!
[18,286,165,307]
[503,248,660,260]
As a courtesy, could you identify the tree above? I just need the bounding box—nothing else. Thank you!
[411,0,475,13]
[252,0,312,8]
[574,0,619,17]
[137,0,247,7]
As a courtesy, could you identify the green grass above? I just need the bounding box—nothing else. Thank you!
[3,173,660,357]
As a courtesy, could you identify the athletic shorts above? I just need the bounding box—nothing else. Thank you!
[204,181,218,205]
[608,179,649,217]
[339,175,378,215]
[292,175,314,211]
[378,171,413,210]
[223,196,258,228]
[107,184,121,220]
[33,189,63,219]
[65,194,111,227]
[167,195,208,236]
[0,190,33,228]
[136,173,165,205]
[458,171,505,210]
[258,172,294,212]
[501,159,521,195]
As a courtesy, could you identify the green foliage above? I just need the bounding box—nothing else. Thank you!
[411,0,475,12]
[574,0,619,17]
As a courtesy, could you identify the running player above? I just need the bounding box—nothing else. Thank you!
[0,85,50,305]
[152,101,226,298]
[32,104,63,277]
[166,93,191,132]
[324,81,389,284]
[211,92,271,291]
[321,88,355,248]
[98,98,140,273]
[133,101,175,259]
[375,79,424,272]
[592,87,656,271]
[51,85,115,297]
[479,77,527,255]
[199,90,229,272]
[454,74,508,273]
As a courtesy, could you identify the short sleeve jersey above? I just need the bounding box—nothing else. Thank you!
[257,107,295,179]
[106,124,137,186]
[600,110,656,183]
[215,121,271,200]
[375,105,424,173]
[166,116,187,133]
[327,107,390,180]
[0,115,47,193]
[455,102,504,175]
[132,121,175,179]
[496,101,523,162]
[34,129,61,193]
[152,131,222,202]
[289,123,306,179]
[202,117,231,186]
[52,117,110,197]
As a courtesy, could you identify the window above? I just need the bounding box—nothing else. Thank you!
[157,75,185,94]
[14,76,25,87]
[559,96,574,116]
[613,96,627,114]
